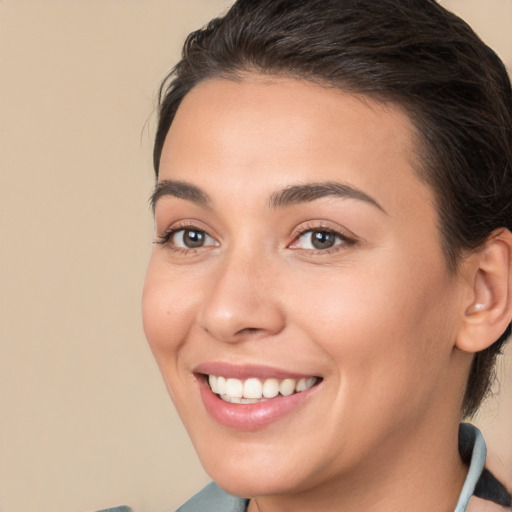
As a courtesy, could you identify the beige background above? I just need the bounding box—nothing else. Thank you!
[0,1,511,511]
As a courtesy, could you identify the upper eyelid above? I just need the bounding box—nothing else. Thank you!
[295,225,342,236]
[291,228,353,245]
[154,226,218,252]
[287,222,359,252]
[157,225,211,240]
[290,220,355,239]
[155,218,214,236]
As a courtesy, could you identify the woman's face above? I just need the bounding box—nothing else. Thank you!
[143,77,467,497]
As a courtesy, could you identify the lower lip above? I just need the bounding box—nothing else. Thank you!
[198,376,319,430]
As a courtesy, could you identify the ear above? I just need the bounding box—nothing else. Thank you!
[456,228,512,353]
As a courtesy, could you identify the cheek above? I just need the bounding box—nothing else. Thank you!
[286,256,456,406]
[142,261,197,361]
[142,262,205,419]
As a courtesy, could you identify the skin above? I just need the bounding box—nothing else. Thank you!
[142,76,504,512]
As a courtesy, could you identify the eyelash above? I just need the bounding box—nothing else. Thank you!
[153,223,217,254]
[153,222,356,255]
[289,223,356,254]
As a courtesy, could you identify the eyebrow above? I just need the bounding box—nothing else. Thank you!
[151,180,211,211]
[151,179,386,214]
[269,182,386,213]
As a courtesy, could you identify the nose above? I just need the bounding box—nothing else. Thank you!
[198,250,286,343]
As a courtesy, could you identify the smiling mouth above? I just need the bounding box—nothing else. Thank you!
[206,375,320,404]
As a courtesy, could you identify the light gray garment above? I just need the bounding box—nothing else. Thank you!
[175,482,249,512]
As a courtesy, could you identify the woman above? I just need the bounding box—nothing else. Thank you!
[141,0,512,510]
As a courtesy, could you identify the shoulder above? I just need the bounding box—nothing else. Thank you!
[176,482,249,512]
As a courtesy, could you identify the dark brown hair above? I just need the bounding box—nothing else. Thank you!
[153,0,512,417]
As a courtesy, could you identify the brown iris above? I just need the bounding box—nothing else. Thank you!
[311,230,336,250]
[181,229,206,248]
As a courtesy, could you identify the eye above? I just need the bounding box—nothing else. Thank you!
[290,228,353,251]
[173,228,215,249]
[154,227,218,250]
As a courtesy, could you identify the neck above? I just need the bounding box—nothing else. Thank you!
[248,417,467,512]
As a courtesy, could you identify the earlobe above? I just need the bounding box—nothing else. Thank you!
[456,229,512,354]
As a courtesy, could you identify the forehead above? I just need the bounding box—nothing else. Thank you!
[159,76,433,221]
[165,76,418,154]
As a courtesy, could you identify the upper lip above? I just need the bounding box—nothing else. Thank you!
[194,362,319,380]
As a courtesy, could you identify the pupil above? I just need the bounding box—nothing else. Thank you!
[184,229,204,248]
[312,231,335,249]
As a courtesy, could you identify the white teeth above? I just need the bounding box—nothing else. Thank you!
[243,378,263,399]
[217,376,226,395]
[225,378,243,398]
[220,396,262,404]
[296,377,308,392]
[208,375,218,393]
[279,378,296,396]
[262,378,279,398]
[207,375,318,402]
[296,377,317,392]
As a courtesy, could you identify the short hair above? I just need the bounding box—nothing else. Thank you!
[153,0,512,417]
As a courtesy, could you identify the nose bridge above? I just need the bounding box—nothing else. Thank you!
[198,243,285,342]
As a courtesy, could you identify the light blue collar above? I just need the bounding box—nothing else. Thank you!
[454,423,487,512]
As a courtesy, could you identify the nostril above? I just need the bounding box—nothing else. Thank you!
[235,326,264,337]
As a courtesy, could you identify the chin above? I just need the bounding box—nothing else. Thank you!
[195,440,320,499]
[207,468,301,500]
